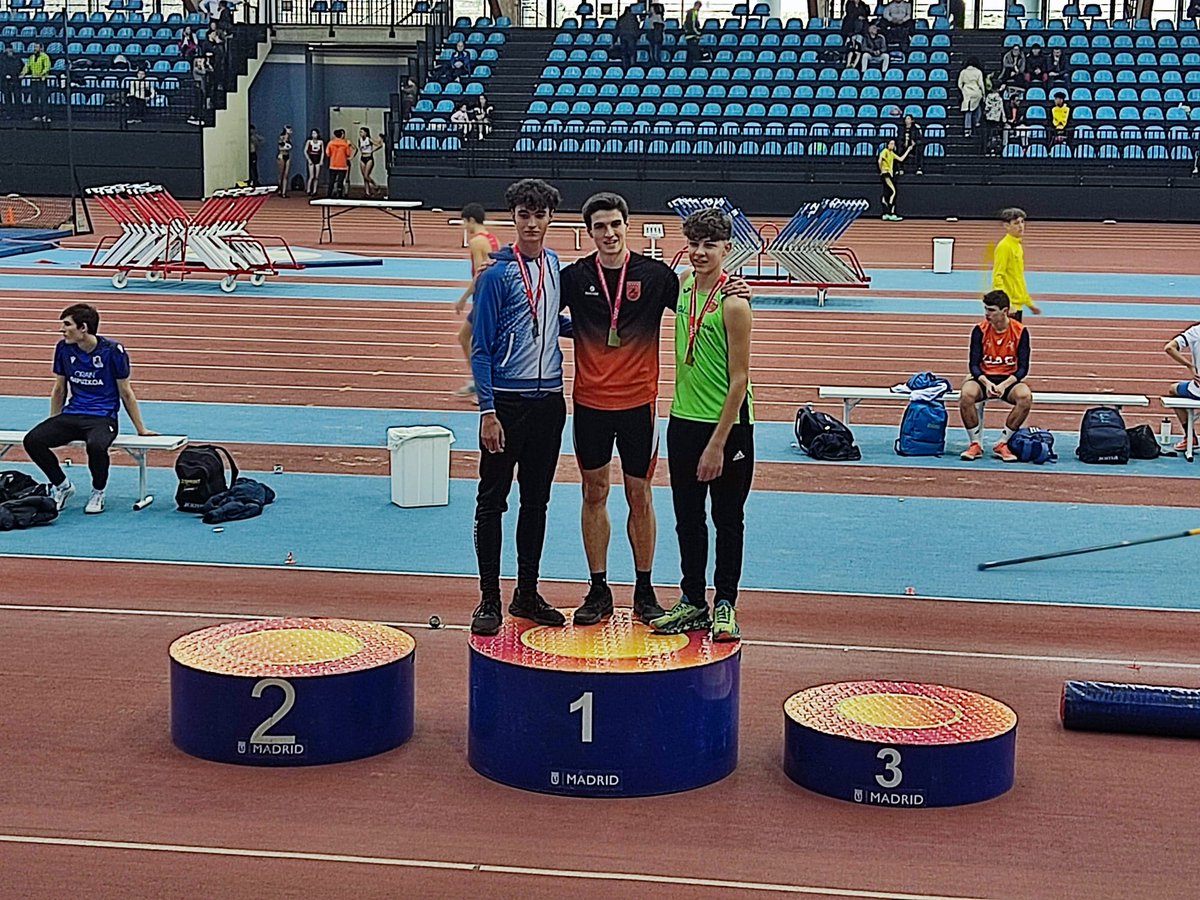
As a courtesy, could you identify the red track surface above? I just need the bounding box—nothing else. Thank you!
[3,205,1198,898]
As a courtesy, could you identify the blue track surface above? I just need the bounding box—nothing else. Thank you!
[1,462,1196,610]
[2,396,1194,478]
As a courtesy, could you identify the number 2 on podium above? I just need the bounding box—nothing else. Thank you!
[569,691,594,743]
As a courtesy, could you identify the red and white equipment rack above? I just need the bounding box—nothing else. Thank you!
[83,183,301,292]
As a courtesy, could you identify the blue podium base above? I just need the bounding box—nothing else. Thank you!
[784,681,1018,808]
[169,617,416,766]
[469,609,740,797]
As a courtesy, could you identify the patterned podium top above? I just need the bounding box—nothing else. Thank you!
[470,608,739,674]
[785,681,1017,746]
[169,617,415,678]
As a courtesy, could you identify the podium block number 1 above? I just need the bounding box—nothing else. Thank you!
[569,691,594,743]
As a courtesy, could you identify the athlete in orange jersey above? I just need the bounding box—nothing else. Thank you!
[959,289,1034,462]
[454,203,501,399]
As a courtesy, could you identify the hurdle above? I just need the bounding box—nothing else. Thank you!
[667,196,765,274]
[83,184,300,292]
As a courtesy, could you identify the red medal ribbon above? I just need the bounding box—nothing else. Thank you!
[685,273,727,364]
[595,251,630,338]
[513,244,545,335]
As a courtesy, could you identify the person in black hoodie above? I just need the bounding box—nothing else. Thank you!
[0,47,22,119]
[616,6,642,68]
[898,113,924,175]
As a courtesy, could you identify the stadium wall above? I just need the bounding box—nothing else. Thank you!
[388,172,1200,223]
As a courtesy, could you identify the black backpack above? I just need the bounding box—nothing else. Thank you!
[0,470,43,502]
[1127,424,1171,459]
[1076,407,1129,464]
[175,444,239,512]
[795,405,862,461]
[0,495,57,530]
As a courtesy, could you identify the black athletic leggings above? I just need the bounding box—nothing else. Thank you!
[23,413,118,490]
[329,169,348,197]
[474,392,567,601]
[667,416,755,606]
[881,173,897,216]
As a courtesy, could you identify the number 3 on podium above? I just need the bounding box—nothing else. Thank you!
[570,691,594,743]
[875,747,902,788]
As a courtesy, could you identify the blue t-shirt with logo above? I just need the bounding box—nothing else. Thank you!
[53,336,131,419]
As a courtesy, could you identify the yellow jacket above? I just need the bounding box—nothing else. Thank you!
[22,51,50,79]
[991,234,1031,311]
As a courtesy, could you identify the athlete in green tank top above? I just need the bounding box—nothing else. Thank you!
[652,208,755,644]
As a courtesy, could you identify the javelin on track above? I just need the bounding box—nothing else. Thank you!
[978,527,1200,570]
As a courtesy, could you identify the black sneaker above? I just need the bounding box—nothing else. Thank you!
[573,582,614,626]
[471,598,502,636]
[632,583,666,623]
[509,589,566,627]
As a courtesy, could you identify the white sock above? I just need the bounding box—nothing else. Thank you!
[55,477,72,490]
[967,424,983,445]
[1001,427,1012,442]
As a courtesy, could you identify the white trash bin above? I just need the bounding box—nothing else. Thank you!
[932,237,954,274]
[387,426,455,508]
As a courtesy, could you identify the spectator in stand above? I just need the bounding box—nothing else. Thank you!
[178,26,199,60]
[0,47,21,120]
[898,113,924,175]
[445,41,473,84]
[451,102,471,139]
[304,129,324,197]
[647,3,666,64]
[1190,0,1200,25]
[683,1,703,64]
[199,0,223,30]
[958,56,985,137]
[276,124,293,198]
[1024,45,1048,88]
[216,0,235,37]
[325,128,353,197]
[470,93,493,140]
[248,123,263,185]
[860,22,889,73]
[187,54,208,126]
[204,29,228,93]
[879,0,913,52]
[1049,93,1070,146]
[616,5,641,68]
[949,0,965,28]
[1046,46,1069,89]
[22,43,51,123]
[1004,87,1025,146]
[983,82,1005,154]
[999,43,1025,87]
[401,77,418,119]
[841,0,868,68]
[125,68,155,124]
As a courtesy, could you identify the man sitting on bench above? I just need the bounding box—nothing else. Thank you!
[23,303,155,514]
[959,289,1033,463]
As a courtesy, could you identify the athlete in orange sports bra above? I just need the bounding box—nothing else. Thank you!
[454,202,501,399]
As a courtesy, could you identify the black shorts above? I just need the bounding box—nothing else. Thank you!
[572,402,659,478]
[976,373,1020,403]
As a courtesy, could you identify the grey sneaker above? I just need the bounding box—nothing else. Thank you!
[650,597,711,635]
[51,480,75,511]
[85,488,105,515]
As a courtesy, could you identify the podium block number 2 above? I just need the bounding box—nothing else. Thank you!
[569,691,594,743]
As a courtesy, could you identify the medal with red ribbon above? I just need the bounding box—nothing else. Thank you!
[684,273,727,367]
[514,245,545,338]
[595,252,629,348]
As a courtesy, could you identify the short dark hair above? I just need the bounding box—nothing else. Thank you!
[999,207,1026,223]
[334,128,345,138]
[581,191,629,228]
[504,178,561,214]
[61,303,99,334]
[682,208,732,243]
[461,202,486,225]
[983,290,1010,310]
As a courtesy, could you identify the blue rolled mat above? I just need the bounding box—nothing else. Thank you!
[1061,681,1200,739]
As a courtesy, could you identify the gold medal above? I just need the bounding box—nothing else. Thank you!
[607,327,620,348]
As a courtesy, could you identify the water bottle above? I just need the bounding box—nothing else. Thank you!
[1161,416,1173,447]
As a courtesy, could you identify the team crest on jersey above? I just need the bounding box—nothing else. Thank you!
[93,355,104,368]
[625,281,641,302]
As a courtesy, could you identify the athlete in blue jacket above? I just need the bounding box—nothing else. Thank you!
[470,178,569,636]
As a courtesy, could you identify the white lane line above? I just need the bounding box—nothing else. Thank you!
[0,834,990,899]
[2,602,1197,670]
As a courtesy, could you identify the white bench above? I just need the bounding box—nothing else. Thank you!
[0,431,188,510]
[448,217,586,251]
[312,198,421,245]
[1161,396,1200,461]
[818,386,1150,425]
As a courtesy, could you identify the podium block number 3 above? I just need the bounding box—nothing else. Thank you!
[875,747,902,788]
[569,691,594,743]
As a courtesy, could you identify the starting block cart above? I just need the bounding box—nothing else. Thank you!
[84,184,302,293]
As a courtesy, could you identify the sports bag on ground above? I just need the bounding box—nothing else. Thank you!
[1127,424,1169,460]
[175,444,239,512]
[1075,407,1129,465]
[795,405,862,461]
[0,495,57,530]
[0,470,44,502]
[895,400,947,456]
[1008,427,1057,464]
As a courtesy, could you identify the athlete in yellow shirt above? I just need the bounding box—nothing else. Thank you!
[991,206,1041,320]
[878,139,912,222]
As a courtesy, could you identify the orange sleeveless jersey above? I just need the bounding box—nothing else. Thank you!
[979,318,1024,376]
